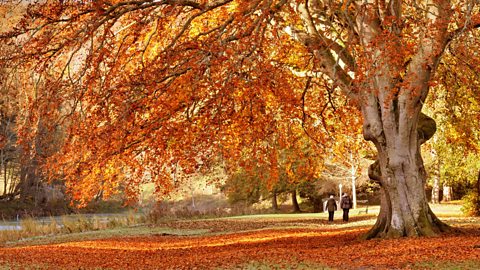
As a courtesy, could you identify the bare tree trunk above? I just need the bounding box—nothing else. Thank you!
[272,190,278,211]
[8,163,18,194]
[350,153,357,209]
[291,189,301,213]
[19,164,36,201]
[364,112,449,239]
[431,152,440,204]
[19,156,44,203]
[442,184,452,202]
[432,175,440,204]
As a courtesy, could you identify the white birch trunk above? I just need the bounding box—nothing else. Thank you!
[442,184,452,202]
[431,157,441,204]
[350,153,357,209]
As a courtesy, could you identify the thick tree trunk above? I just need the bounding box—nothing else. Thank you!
[364,113,449,239]
[291,189,301,213]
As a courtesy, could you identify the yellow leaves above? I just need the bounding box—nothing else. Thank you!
[189,3,232,38]
[0,2,26,33]
[9,0,365,206]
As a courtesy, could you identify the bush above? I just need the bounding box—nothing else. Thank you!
[47,216,61,234]
[145,195,243,223]
[221,169,266,205]
[0,230,21,244]
[461,192,480,216]
[0,212,148,245]
[61,216,79,233]
[20,218,41,236]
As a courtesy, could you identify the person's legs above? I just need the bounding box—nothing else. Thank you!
[343,209,348,221]
[328,211,334,222]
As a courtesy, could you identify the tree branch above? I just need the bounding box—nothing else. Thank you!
[296,2,356,100]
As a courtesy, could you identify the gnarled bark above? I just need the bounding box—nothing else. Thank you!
[364,113,450,239]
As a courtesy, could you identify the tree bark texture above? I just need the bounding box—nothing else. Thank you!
[295,0,454,238]
[364,112,449,239]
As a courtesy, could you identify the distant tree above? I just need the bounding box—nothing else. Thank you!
[0,77,19,201]
[222,168,265,206]
[423,37,480,213]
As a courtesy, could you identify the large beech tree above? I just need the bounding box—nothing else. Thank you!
[2,1,480,238]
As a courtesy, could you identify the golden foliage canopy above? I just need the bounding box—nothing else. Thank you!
[2,0,480,207]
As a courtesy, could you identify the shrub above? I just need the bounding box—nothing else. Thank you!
[0,230,21,244]
[20,218,41,236]
[461,192,480,216]
[61,215,94,233]
[106,217,123,229]
[47,216,60,234]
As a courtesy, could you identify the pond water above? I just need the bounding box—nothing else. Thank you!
[0,212,139,231]
[0,224,21,231]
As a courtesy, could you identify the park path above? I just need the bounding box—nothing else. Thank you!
[0,226,479,269]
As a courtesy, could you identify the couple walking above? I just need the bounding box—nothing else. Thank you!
[325,193,352,222]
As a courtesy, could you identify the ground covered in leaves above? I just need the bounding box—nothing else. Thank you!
[0,216,479,269]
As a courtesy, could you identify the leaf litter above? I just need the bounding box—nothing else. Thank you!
[0,217,479,269]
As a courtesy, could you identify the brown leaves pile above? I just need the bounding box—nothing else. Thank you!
[0,223,479,269]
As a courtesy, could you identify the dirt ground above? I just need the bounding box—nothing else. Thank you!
[0,217,479,269]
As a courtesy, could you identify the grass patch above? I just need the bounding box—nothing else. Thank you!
[0,262,56,270]
[224,261,331,270]
[224,212,326,220]
[2,225,209,248]
[221,203,464,220]
[229,259,480,270]
[412,260,480,270]
[429,203,464,217]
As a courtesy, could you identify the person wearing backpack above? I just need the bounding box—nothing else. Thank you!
[340,192,352,222]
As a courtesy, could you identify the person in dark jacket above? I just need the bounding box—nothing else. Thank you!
[325,195,337,222]
[340,192,352,222]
